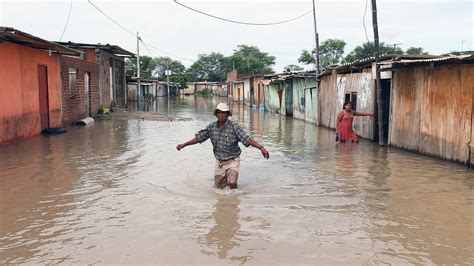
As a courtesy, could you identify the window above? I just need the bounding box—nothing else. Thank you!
[344,92,357,110]
[68,68,77,95]
[351,92,357,111]
[345,93,351,103]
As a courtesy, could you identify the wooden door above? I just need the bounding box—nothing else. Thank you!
[37,65,49,129]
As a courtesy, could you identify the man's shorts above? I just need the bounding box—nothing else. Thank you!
[214,156,240,189]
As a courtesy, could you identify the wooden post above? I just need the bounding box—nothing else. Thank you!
[371,0,385,145]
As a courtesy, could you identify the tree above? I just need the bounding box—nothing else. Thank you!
[224,45,275,74]
[299,38,347,68]
[154,57,186,81]
[298,49,315,65]
[125,56,157,80]
[186,52,226,82]
[405,47,429,55]
[320,39,347,67]
[283,64,304,72]
[344,42,404,63]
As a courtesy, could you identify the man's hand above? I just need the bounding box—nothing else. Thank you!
[176,143,185,151]
[260,147,270,159]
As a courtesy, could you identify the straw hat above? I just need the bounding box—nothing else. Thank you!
[214,103,232,116]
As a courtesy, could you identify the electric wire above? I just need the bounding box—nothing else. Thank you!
[174,0,313,26]
[363,0,370,43]
[87,0,135,37]
[59,0,73,41]
[87,0,194,62]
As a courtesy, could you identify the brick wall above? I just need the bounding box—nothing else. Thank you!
[60,55,100,126]
[97,53,111,108]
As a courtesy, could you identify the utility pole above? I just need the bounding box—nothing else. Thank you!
[393,43,402,52]
[312,0,320,77]
[136,32,141,109]
[166,67,171,100]
[371,0,384,145]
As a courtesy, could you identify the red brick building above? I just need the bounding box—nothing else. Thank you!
[56,42,134,125]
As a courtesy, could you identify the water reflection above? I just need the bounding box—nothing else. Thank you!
[204,196,241,259]
[0,96,473,264]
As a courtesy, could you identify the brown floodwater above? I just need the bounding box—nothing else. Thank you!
[1,96,473,264]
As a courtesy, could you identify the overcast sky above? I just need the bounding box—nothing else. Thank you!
[1,0,472,72]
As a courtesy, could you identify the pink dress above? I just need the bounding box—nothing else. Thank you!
[338,112,358,142]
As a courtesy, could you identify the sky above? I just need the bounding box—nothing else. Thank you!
[0,0,472,72]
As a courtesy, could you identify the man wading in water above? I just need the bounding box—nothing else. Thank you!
[176,103,270,189]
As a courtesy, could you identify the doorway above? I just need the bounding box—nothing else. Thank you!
[84,72,90,117]
[37,65,49,130]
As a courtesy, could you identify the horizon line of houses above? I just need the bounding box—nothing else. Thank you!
[1,26,473,167]
[225,54,474,167]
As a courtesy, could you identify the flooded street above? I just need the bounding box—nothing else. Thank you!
[1,96,473,264]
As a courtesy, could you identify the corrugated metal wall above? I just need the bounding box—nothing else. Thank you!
[292,78,306,121]
[319,71,338,129]
[337,69,375,140]
[304,77,318,124]
[390,64,474,164]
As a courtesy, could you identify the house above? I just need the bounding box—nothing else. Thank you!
[56,42,135,115]
[186,82,225,96]
[380,55,474,166]
[127,78,180,102]
[261,72,317,119]
[0,27,80,144]
[226,70,250,102]
[318,54,439,141]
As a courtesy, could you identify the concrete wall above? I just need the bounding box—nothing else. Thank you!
[0,42,62,144]
[263,81,285,115]
[243,78,251,105]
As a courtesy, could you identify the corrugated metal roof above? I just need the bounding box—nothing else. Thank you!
[55,41,135,57]
[381,54,474,65]
[262,71,317,82]
[335,54,440,69]
[0,26,80,56]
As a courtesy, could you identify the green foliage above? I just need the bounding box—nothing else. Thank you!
[223,44,275,74]
[298,38,347,67]
[283,64,304,72]
[405,47,429,55]
[298,49,314,65]
[169,75,188,89]
[154,57,186,80]
[196,88,211,96]
[186,52,226,82]
[344,42,404,63]
[125,56,157,79]
[447,50,473,55]
[320,39,347,67]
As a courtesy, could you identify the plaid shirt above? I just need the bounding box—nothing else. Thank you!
[195,119,252,161]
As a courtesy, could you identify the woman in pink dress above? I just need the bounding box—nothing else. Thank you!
[336,102,374,142]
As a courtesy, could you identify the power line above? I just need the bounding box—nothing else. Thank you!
[363,0,370,43]
[174,0,313,26]
[87,0,194,62]
[140,39,195,62]
[87,0,135,37]
[59,0,73,41]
